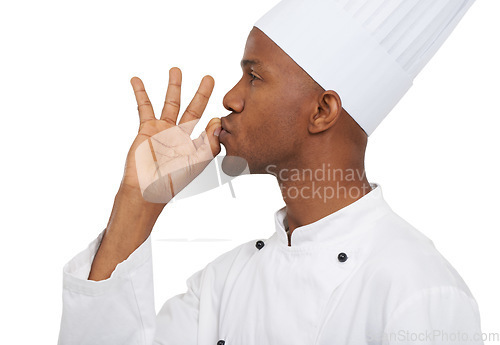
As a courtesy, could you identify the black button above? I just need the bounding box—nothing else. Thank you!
[337,252,348,262]
[217,341,225,345]
[255,240,265,250]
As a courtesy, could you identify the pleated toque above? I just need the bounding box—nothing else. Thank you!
[254,0,476,135]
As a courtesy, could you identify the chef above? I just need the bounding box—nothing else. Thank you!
[57,0,484,344]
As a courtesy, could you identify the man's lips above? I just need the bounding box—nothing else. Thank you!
[220,118,232,134]
[219,128,231,141]
[219,117,232,141]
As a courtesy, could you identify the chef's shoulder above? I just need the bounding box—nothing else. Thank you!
[361,211,474,297]
[187,238,258,294]
[358,212,482,338]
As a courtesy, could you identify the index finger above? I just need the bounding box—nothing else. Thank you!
[130,77,155,124]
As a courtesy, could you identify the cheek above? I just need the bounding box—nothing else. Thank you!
[237,86,305,156]
[243,102,283,142]
[246,108,300,160]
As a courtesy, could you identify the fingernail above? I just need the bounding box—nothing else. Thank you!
[213,126,222,137]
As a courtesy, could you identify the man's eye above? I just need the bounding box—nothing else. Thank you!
[248,72,259,83]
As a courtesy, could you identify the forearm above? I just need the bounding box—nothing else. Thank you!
[88,184,165,281]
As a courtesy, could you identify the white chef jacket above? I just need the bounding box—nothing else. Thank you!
[57,183,484,345]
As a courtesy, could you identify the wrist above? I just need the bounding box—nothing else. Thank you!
[116,183,166,213]
[105,184,166,244]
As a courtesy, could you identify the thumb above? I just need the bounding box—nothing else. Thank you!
[205,117,222,157]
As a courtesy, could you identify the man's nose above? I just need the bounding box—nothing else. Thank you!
[223,82,244,113]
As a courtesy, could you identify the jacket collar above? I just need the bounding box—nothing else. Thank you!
[273,183,392,247]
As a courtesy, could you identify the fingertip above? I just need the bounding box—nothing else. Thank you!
[204,75,215,85]
[213,126,222,137]
[169,67,182,77]
[206,118,222,139]
[208,128,222,156]
[130,76,142,86]
[208,117,221,127]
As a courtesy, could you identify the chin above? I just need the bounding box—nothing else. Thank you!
[221,155,251,177]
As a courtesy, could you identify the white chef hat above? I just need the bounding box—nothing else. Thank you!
[254,0,475,136]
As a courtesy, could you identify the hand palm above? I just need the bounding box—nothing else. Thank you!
[120,68,222,204]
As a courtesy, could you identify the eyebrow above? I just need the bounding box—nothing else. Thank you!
[240,59,263,69]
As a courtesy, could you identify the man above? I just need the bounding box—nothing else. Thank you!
[58,0,483,344]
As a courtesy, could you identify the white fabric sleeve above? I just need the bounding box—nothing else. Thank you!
[382,286,484,345]
[152,268,204,345]
[57,229,157,345]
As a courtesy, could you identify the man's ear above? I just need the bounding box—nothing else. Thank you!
[308,90,342,134]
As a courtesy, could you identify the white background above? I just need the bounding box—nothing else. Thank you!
[0,0,499,343]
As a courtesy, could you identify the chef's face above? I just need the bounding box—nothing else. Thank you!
[220,27,323,175]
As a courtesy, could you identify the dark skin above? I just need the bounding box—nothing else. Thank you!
[89,26,373,281]
[220,27,372,245]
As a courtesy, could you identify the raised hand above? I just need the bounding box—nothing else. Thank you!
[121,68,222,204]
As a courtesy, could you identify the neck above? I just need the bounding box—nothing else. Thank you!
[276,163,371,246]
